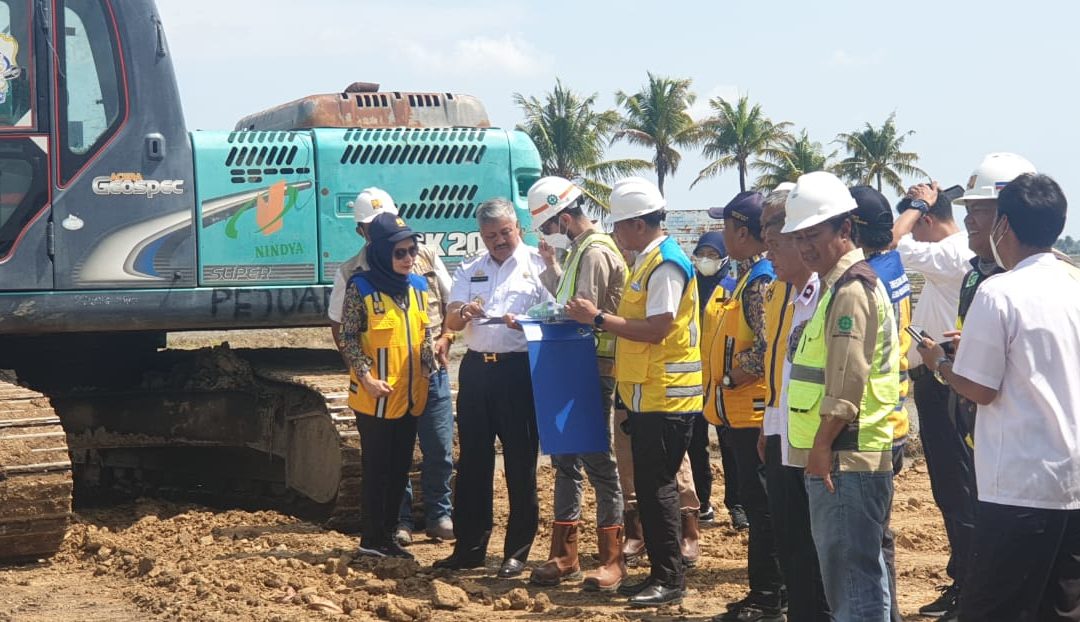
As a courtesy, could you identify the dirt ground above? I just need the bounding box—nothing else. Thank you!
[0,329,952,621]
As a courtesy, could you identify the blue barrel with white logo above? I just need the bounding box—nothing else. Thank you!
[520,319,608,455]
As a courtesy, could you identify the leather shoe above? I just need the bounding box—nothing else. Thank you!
[497,558,526,578]
[617,576,655,597]
[432,551,485,571]
[628,583,684,608]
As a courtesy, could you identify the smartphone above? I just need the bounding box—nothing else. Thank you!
[906,325,929,346]
[940,184,965,203]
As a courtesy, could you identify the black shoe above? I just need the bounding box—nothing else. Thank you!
[939,602,960,622]
[383,540,414,559]
[699,505,716,523]
[729,505,750,530]
[497,558,526,578]
[432,551,485,570]
[356,543,387,558]
[628,583,684,608]
[357,541,412,559]
[714,592,783,622]
[919,583,960,617]
[617,576,655,597]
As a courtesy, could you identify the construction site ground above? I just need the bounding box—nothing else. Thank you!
[0,329,951,622]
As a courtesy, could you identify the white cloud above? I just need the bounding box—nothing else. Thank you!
[397,35,549,77]
[829,49,884,67]
[688,84,742,121]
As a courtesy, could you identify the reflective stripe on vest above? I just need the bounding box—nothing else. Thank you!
[347,274,431,419]
[764,281,795,408]
[555,231,623,359]
[614,237,703,415]
[787,271,899,454]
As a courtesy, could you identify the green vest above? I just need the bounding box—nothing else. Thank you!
[787,268,899,461]
[556,231,623,359]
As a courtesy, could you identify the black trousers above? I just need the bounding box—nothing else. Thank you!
[687,419,742,513]
[914,371,977,585]
[763,435,829,622]
[356,413,418,547]
[962,503,1080,621]
[628,410,695,588]
[729,427,783,595]
[452,351,539,563]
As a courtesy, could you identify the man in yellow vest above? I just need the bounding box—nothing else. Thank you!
[526,176,628,592]
[704,191,784,622]
[757,187,831,622]
[782,172,900,621]
[566,177,702,608]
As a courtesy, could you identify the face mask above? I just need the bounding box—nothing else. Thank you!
[694,257,723,277]
[989,216,1008,269]
[544,232,571,250]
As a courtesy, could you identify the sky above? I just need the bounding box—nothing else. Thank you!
[157,0,1080,238]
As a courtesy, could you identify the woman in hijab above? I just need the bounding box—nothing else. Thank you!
[340,212,435,558]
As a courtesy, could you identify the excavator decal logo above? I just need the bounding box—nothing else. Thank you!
[0,34,20,105]
[225,180,299,239]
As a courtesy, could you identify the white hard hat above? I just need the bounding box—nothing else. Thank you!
[782,171,857,233]
[954,153,1036,204]
[350,187,399,224]
[527,176,582,229]
[773,181,796,193]
[609,177,665,223]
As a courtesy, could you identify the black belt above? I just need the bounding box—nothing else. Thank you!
[908,364,929,381]
[465,350,528,364]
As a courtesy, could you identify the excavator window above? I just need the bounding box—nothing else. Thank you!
[56,0,124,183]
[0,138,47,257]
[0,0,34,128]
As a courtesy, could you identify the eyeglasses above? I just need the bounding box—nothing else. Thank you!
[393,245,419,260]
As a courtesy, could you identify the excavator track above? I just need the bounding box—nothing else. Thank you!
[0,371,72,561]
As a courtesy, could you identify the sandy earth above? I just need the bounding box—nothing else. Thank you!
[0,330,953,621]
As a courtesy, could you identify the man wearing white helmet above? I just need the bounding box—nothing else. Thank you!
[783,171,899,621]
[566,177,702,607]
[328,187,457,546]
[525,176,628,592]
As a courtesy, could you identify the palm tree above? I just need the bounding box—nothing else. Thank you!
[613,73,700,195]
[693,95,792,192]
[514,80,650,211]
[834,112,927,194]
[751,130,835,191]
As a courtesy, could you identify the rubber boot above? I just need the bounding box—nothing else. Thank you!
[528,521,582,586]
[623,508,646,567]
[582,525,628,592]
[680,510,700,567]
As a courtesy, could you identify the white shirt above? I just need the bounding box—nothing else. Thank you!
[327,247,451,323]
[761,273,820,466]
[897,232,973,367]
[449,243,553,353]
[952,253,1080,510]
[634,236,687,317]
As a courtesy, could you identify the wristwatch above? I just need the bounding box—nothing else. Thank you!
[593,312,605,327]
[722,374,735,389]
[910,199,930,214]
[933,356,951,386]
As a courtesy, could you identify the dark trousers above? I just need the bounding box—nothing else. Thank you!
[729,427,783,595]
[763,435,829,622]
[687,415,714,512]
[962,503,1080,622]
[452,351,539,563]
[720,425,742,510]
[628,410,695,588]
[356,413,418,547]
[914,372,977,586]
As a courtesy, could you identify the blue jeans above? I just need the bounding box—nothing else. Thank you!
[806,468,893,622]
[398,368,454,529]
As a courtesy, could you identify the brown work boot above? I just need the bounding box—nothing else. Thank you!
[582,525,628,592]
[623,508,646,567]
[680,510,700,567]
[528,521,582,586]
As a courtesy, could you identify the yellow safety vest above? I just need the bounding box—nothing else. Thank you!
[787,262,899,466]
[347,274,431,419]
[763,280,796,410]
[614,237,703,415]
[555,230,624,360]
[704,257,774,428]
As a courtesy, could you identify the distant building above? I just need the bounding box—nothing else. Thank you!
[665,209,721,255]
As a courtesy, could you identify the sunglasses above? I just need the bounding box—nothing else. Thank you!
[393,245,419,260]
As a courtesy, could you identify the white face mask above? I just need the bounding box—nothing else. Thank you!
[542,216,571,250]
[989,216,1008,269]
[693,256,723,277]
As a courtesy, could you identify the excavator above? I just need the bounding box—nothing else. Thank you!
[0,0,541,560]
